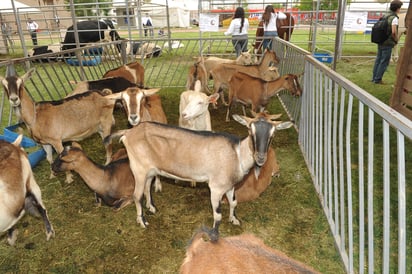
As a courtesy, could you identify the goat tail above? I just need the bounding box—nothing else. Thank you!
[104,130,128,146]
[188,226,220,246]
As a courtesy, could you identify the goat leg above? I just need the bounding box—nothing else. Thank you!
[7,227,18,246]
[225,187,240,225]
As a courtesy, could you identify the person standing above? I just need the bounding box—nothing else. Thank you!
[27,18,39,46]
[224,7,249,57]
[372,0,403,84]
[261,5,287,50]
[142,13,154,37]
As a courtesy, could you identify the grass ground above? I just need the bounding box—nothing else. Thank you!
[0,27,403,273]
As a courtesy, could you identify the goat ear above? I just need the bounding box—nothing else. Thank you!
[70,142,82,149]
[143,88,160,97]
[12,134,23,147]
[208,93,219,104]
[22,68,36,82]
[275,121,294,130]
[232,114,251,126]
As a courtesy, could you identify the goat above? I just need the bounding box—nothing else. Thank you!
[0,66,122,183]
[0,135,54,245]
[51,143,157,212]
[117,86,167,127]
[203,51,254,79]
[226,73,302,121]
[179,80,219,187]
[179,80,219,131]
[105,112,293,232]
[103,61,145,87]
[180,227,320,274]
[186,57,209,93]
[209,49,280,106]
[222,146,279,204]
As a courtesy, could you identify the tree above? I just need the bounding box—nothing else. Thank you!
[298,0,351,11]
[64,0,112,17]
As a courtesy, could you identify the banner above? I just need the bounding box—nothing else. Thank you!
[343,11,368,32]
[199,13,219,32]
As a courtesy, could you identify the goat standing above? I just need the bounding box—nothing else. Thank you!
[0,66,122,183]
[105,112,293,232]
[0,135,54,245]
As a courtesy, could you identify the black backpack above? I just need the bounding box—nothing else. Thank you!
[146,19,152,27]
[371,15,392,44]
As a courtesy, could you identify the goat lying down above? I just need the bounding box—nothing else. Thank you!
[223,146,279,203]
[0,66,123,183]
[105,112,293,232]
[180,227,320,274]
[51,143,156,212]
[0,135,54,245]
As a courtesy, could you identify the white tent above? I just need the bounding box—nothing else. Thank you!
[142,2,190,28]
[0,1,41,13]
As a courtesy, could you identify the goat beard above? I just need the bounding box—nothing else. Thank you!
[254,165,261,179]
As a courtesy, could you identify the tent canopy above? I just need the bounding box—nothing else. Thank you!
[0,1,41,13]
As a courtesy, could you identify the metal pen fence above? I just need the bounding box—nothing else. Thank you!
[0,37,411,273]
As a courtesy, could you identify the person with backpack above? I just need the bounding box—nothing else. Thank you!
[371,0,403,84]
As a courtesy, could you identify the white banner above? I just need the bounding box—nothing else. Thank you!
[199,13,219,32]
[343,11,368,32]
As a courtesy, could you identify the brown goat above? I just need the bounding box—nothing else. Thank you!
[186,57,209,93]
[226,72,302,121]
[180,227,320,274]
[103,61,145,87]
[0,135,54,245]
[51,143,156,212]
[209,49,280,106]
[0,67,121,183]
[223,147,279,203]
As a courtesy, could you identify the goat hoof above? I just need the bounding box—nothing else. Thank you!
[230,217,241,226]
[137,216,149,228]
[7,230,18,246]
[46,228,55,241]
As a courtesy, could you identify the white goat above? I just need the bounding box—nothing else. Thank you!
[0,135,54,245]
[0,66,122,183]
[106,112,293,232]
[179,80,219,131]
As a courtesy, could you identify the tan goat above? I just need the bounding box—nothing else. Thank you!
[209,49,280,106]
[226,72,303,121]
[0,67,122,183]
[51,143,156,212]
[0,135,54,245]
[103,61,145,87]
[203,51,254,79]
[180,227,320,274]
[105,112,293,231]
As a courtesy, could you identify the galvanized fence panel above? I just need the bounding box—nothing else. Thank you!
[294,52,412,273]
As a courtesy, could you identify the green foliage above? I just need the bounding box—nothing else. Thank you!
[63,0,112,17]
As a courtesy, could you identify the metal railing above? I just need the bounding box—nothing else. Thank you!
[275,37,412,272]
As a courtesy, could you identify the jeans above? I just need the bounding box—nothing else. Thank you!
[372,45,393,83]
[262,31,278,51]
[232,35,248,57]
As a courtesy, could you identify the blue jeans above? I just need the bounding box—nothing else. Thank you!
[262,31,278,51]
[372,45,393,83]
[232,35,248,57]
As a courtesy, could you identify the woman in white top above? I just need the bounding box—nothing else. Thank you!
[27,18,39,46]
[224,7,249,57]
[261,5,286,50]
